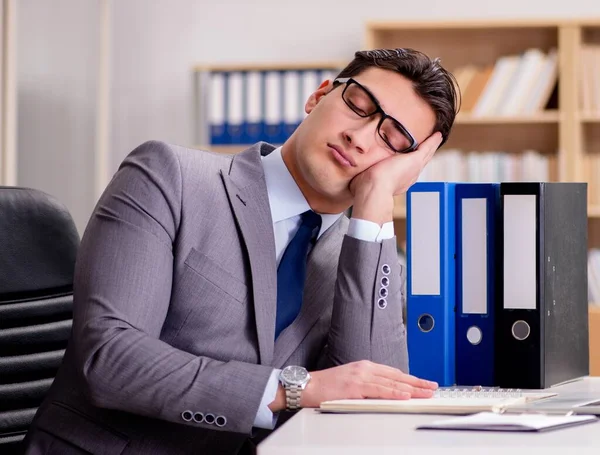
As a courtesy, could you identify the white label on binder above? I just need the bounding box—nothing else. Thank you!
[209,73,225,123]
[410,192,440,295]
[246,71,262,123]
[227,72,244,125]
[503,194,536,310]
[301,71,318,118]
[265,72,281,125]
[283,71,300,123]
[462,198,487,314]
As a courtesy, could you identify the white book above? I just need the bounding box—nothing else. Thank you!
[498,48,546,116]
[472,55,520,117]
[522,48,558,114]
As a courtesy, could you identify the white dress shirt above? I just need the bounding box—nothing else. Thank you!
[253,146,394,429]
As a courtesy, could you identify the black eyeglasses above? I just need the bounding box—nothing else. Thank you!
[332,77,418,154]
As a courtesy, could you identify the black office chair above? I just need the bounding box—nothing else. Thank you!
[0,187,79,453]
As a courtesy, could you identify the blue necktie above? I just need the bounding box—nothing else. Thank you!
[275,210,322,339]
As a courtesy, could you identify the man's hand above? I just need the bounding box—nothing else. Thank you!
[269,360,438,412]
[350,132,443,225]
[302,360,437,407]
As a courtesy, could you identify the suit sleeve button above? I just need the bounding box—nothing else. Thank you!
[204,413,216,424]
[181,410,193,421]
[215,415,227,427]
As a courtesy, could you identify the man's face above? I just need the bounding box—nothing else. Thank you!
[284,66,437,212]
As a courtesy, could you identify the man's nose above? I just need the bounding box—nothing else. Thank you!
[342,117,379,154]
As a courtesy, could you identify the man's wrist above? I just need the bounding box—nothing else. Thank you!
[352,190,394,225]
[268,384,287,413]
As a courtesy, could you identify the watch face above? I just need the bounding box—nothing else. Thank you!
[282,366,309,386]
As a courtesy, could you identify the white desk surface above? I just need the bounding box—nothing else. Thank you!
[258,377,600,455]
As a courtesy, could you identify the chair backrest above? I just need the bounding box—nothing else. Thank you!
[0,187,80,453]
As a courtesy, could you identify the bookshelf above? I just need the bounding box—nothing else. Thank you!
[365,19,600,249]
[192,61,345,153]
[371,19,600,372]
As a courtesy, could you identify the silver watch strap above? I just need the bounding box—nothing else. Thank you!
[285,385,302,410]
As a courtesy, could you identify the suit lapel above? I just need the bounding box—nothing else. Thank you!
[220,143,277,366]
[273,216,348,367]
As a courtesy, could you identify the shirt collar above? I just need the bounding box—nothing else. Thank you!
[262,146,342,238]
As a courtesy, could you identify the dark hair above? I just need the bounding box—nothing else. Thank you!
[337,48,460,147]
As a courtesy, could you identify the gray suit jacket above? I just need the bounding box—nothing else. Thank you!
[24,141,408,454]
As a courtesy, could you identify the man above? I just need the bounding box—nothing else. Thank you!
[24,48,459,454]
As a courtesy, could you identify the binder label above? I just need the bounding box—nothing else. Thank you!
[410,191,440,295]
[503,194,537,310]
[462,198,488,314]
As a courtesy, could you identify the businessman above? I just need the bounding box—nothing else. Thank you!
[24,48,459,454]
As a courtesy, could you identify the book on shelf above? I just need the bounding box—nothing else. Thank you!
[579,44,600,115]
[417,148,550,183]
[202,65,341,146]
[454,48,558,117]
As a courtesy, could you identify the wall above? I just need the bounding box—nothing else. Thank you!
[17,0,99,233]
[14,0,600,231]
[108,0,600,174]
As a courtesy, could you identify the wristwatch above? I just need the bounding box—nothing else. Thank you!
[279,365,311,410]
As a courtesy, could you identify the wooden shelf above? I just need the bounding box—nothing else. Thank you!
[455,112,560,125]
[193,61,345,73]
[581,113,600,123]
[366,19,600,31]
[393,205,406,219]
[589,206,600,218]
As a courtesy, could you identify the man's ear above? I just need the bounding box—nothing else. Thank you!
[304,79,334,115]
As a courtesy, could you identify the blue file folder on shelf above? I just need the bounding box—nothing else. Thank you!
[455,183,499,387]
[209,71,228,145]
[407,182,457,387]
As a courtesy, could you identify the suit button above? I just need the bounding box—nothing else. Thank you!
[379,287,388,298]
[381,276,389,287]
[193,412,204,423]
[181,410,193,422]
[204,413,216,425]
[215,415,227,427]
[382,264,390,275]
[377,298,387,309]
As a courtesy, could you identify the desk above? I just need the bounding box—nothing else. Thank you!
[258,377,600,455]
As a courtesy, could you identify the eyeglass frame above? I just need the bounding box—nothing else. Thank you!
[332,77,419,154]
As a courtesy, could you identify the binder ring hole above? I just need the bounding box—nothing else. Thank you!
[466,326,483,345]
[511,320,531,341]
[417,314,435,333]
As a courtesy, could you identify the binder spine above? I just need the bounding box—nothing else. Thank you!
[407,182,456,386]
[495,182,543,389]
[455,183,499,387]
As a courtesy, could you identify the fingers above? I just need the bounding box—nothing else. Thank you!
[366,375,436,399]
[368,362,438,390]
[361,382,411,400]
[416,131,443,161]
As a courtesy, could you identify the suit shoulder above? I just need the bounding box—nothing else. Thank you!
[122,140,234,175]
